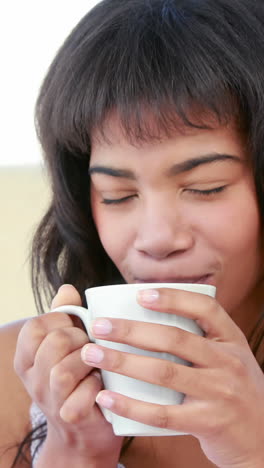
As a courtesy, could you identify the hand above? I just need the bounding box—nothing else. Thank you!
[81,288,264,468]
[14,284,123,465]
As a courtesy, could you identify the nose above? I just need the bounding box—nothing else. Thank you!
[134,202,195,260]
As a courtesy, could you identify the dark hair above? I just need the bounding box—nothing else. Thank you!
[13,0,264,465]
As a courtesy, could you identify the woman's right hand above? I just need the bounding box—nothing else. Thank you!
[14,284,123,467]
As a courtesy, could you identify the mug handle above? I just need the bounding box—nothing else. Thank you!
[51,305,94,341]
[50,305,113,424]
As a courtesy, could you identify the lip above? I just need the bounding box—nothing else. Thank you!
[134,274,213,285]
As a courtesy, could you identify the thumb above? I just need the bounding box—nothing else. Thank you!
[51,284,85,331]
[51,284,82,309]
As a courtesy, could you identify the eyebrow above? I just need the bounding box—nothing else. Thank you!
[89,153,242,180]
[89,165,136,179]
[167,153,241,176]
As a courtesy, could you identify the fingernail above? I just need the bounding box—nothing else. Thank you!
[92,319,112,335]
[82,345,104,364]
[96,391,114,409]
[138,289,159,303]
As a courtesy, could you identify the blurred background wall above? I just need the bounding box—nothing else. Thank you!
[0,166,50,324]
[0,1,99,325]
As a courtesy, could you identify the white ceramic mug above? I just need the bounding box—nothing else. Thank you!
[52,283,216,436]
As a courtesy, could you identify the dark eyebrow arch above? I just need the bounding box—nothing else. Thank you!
[89,153,242,180]
[167,153,242,176]
[89,166,136,180]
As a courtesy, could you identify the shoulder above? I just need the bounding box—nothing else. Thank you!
[0,319,33,467]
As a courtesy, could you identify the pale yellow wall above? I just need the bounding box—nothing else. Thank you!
[0,166,51,325]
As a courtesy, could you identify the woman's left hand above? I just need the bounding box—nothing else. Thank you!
[81,288,264,468]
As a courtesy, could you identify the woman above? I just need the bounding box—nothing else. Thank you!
[1,0,264,466]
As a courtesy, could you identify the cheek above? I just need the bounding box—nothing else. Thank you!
[195,192,262,312]
[91,196,132,265]
[193,186,261,257]
[208,206,258,251]
[200,196,262,313]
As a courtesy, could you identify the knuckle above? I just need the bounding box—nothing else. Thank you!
[202,417,224,438]
[62,408,80,425]
[120,320,133,340]
[47,329,71,353]
[50,364,75,392]
[22,316,47,341]
[204,295,218,316]
[110,350,126,373]
[154,406,170,429]
[217,377,244,410]
[61,402,88,425]
[191,294,218,329]
[168,327,186,349]
[156,361,177,386]
[220,383,237,403]
[228,354,246,377]
[14,318,47,376]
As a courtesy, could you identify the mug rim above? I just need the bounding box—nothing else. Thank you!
[85,282,216,294]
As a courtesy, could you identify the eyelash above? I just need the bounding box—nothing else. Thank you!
[101,195,136,205]
[101,186,226,205]
[187,186,227,196]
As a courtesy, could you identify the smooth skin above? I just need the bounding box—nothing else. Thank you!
[89,116,262,322]
[88,114,264,467]
[0,285,123,468]
[83,288,264,467]
[1,115,264,467]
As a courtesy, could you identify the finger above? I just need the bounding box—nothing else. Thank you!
[34,326,89,378]
[81,344,215,399]
[96,390,212,436]
[59,371,104,424]
[26,327,89,404]
[90,318,223,368]
[137,288,245,343]
[51,284,82,308]
[50,348,95,404]
[51,284,86,331]
[14,312,75,375]
[15,284,83,375]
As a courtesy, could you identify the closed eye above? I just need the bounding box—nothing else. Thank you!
[101,195,137,205]
[186,186,227,197]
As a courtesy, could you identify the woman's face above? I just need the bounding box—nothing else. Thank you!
[89,115,262,316]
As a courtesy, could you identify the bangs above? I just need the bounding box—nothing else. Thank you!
[91,93,239,147]
[36,0,254,155]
